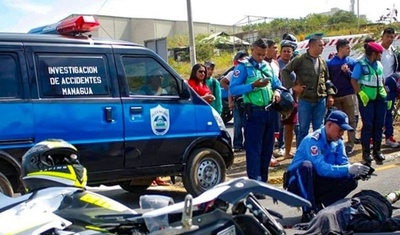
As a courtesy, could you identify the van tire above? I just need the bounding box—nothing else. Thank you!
[119,177,155,193]
[183,148,226,196]
[0,172,13,197]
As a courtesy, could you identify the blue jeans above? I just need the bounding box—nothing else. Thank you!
[278,123,284,149]
[384,97,395,139]
[233,103,244,149]
[244,108,277,182]
[297,98,326,147]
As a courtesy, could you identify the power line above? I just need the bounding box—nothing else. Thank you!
[96,0,110,14]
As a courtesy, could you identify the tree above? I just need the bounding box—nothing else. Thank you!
[327,10,358,25]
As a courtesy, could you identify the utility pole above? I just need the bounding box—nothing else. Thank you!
[186,0,196,67]
[357,0,360,31]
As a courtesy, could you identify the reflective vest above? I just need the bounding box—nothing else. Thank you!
[241,60,273,106]
[358,58,387,100]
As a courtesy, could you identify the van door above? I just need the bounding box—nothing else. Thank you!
[113,49,198,168]
[0,44,34,149]
[25,44,124,175]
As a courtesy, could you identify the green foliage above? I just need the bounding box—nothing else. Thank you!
[166,14,400,78]
[167,34,189,48]
[327,10,357,25]
[247,10,370,38]
[168,51,236,79]
[196,44,214,61]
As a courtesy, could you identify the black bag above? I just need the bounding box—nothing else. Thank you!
[348,190,400,233]
[294,190,400,235]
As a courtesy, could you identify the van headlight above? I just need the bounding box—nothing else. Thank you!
[212,108,227,131]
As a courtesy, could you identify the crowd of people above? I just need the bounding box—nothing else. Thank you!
[187,28,400,221]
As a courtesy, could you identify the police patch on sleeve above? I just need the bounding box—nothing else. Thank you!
[233,69,240,77]
[310,146,318,156]
[311,132,320,140]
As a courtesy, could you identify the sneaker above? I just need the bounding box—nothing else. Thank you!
[345,146,354,155]
[269,157,280,167]
[233,148,244,153]
[385,136,399,148]
[362,150,373,162]
[154,177,170,186]
[373,152,385,165]
[386,191,400,204]
[277,148,285,156]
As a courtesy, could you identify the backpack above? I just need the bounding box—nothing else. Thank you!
[348,189,400,233]
[295,190,400,235]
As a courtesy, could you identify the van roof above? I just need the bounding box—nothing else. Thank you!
[0,32,142,47]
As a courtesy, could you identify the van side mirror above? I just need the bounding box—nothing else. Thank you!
[180,80,191,99]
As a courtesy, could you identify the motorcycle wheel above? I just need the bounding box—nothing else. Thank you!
[119,177,155,193]
[183,148,226,197]
[0,172,13,197]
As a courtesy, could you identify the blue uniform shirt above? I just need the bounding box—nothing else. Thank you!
[229,57,281,96]
[288,127,351,178]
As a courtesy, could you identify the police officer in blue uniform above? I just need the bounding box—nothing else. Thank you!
[285,110,370,222]
[230,38,282,185]
[351,42,387,164]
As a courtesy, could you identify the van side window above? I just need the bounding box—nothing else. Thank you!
[122,57,178,96]
[36,54,111,98]
[0,54,21,98]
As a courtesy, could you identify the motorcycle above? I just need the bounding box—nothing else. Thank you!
[0,177,311,235]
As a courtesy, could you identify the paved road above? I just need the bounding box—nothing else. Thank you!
[91,155,400,234]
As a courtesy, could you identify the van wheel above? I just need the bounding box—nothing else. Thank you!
[0,172,13,197]
[183,148,226,196]
[119,177,155,193]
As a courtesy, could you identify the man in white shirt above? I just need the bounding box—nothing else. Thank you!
[381,27,400,148]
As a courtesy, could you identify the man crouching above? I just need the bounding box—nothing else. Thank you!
[284,110,370,222]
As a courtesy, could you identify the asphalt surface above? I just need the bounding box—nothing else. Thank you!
[91,120,400,234]
[92,155,400,235]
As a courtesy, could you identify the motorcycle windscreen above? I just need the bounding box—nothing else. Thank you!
[54,190,137,225]
[216,177,311,208]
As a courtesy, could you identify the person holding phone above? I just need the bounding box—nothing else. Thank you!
[230,38,282,191]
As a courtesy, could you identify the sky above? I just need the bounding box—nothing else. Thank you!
[0,0,397,33]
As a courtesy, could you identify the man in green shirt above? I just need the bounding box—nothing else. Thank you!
[205,61,223,114]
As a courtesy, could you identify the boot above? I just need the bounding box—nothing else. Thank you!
[373,150,385,165]
[362,148,373,163]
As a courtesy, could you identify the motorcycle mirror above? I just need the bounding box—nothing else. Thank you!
[139,195,174,210]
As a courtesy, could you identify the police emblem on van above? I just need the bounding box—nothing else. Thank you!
[150,105,170,135]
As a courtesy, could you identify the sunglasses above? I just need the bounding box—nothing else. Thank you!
[198,70,206,74]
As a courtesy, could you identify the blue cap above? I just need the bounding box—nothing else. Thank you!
[326,110,354,131]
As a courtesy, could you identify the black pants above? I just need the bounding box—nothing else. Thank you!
[286,161,358,213]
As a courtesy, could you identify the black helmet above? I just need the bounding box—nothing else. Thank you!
[21,139,87,192]
[234,50,248,62]
[282,33,297,42]
[325,80,338,95]
[273,87,295,116]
